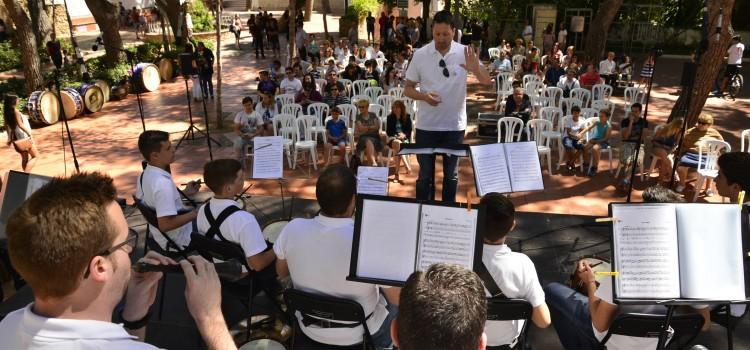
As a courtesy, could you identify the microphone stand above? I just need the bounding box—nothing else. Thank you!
[93,40,146,131]
[52,68,81,173]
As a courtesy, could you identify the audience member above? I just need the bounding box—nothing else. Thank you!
[324,107,349,166]
[615,103,648,189]
[323,70,346,95]
[562,106,586,172]
[307,34,321,64]
[295,83,323,114]
[0,172,235,349]
[280,67,303,95]
[642,185,685,203]
[557,23,568,48]
[342,63,363,81]
[363,59,381,85]
[274,165,400,348]
[561,46,575,68]
[354,99,383,166]
[598,52,617,86]
[385,100,412,182]
[511,38,526,57]
[258,70,278,96]
[544,59,565,86]
[578,109,612,177]
[675,113,724,195]
[323,85,350,108]
[639,54,654,86]
[255,91,277,127]
[504,87,532,125]
[382,66,402,94]
[557,68,580,98]
[715,152,750,203]
[648,117,683,183]
[491,51,512,73]
[233,96,264,164]
[136,130,200,250]
[393,263,487,350]
[480,193,551,348]
[579,64,601,90]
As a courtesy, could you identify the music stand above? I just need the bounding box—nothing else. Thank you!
[91,39,146,132]
[52,68,80,173]
[397,143,471,202]
[175,53,220,160]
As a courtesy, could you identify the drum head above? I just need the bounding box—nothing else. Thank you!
[159,58,174,81]
[141,64,161,92]
[94,80,110,102]
[81,85,104,113]
[38,91,60,125]
[60,90,80,119]
[262,220,290,243]
[238,339,286,350]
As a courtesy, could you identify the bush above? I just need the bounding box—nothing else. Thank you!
[190,0,216,33]
[135,41,164,63]
[0,42,22,72]
[346,0,379,20]
[87,57,131,85]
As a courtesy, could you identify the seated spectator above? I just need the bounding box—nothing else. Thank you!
[598,51,617,86]
[274,165,400,348]
[372,42,386,60]
[382,66,401,94]
[136,130,200,250]
[233,96,264,164]
[618,55,633,82]
[562,106,586,172]
[514,59,532,81]
[579,64,602,90]
[292,56,313,75]
[255,91,277,129]
[615,103,648,189]
[642,185,685,203]
[338,47,351,68]
[393,52,408,76]
[258,70,278,96]
[480,193,551,348]
[550,42,563,61]
[324,107,349,166]
[557,68,580,98]
[354,99,383,166]
[529,47,541,73]
[561,45,575,68]
[325,58,339,76]
[392,263,487,350]
[307,34,320,64]
[504,87,531,124]
[578,109,612,177]
[356,47,369,65]
[675,113,724,195]
[491,51,512,73]
[0,172,234,349]
[342,62,363,81]
[363,59,381,85]
[648,118,683,183]
[323,85,350,108]
[323,70,346,95]
[716,152,750,203]
[295,84,323,115]
[385,100,412,182]
[544,59,565,86]
[511,38,526,57]
[269,60,284,82]
[280,67,303,95]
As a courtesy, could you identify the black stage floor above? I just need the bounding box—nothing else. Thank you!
[1,194,748,349]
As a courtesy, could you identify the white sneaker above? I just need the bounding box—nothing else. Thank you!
[675,184,685,192]
[705,189,714,197]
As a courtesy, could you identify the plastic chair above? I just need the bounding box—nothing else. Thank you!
[275,94,295,108]
[281,103,303,118]
[693,140,731,202]
[528,119,553,172]
[488,47,501,59]
[581,108,600,121]
[497,116,524,143]
[376,95,396,115]
[523,74,541,87]
[584,116,613,174]
[292,116,319,170]
[512,55,525,72]
[272,114,295,169]
[351,94,369,105]
[338,104,358,139]
[591,100,615,120]
[741,129,750,152]
[314,78,327,93]
[599,313,704,350]
[322,116,352,167]
[388,87,404,98]
[560,97,582,114]
[368,104,386,130]
[351,79,371,97]
[338,78,353,96]
[540,107,564,165]
[591,83,613,101]
[364,86,383,104]
[486,298,533,350]
[570,88,592,108]
[542,87,563,108]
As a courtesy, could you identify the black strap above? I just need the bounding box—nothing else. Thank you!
[300,311,374,329]
[476,262,505,298]
[204,201,241,242]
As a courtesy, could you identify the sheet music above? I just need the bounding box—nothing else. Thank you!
[677,204,745,300]
[612,204,680,299]
[357,167,389,196]
[252,136,283,179]
[356,199,421,282]
[416,204,478,272]
[470,144,512,195]
[503,141,544,192]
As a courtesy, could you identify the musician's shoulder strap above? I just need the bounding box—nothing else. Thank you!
[204,201,241,242]
[476,261,505,298]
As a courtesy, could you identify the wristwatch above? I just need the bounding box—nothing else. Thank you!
[118,308,152,330]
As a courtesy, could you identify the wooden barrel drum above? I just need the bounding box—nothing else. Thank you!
[26,90,60,125]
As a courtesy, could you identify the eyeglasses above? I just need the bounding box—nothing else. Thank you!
[439,59,449,78]
[83,228,138,278]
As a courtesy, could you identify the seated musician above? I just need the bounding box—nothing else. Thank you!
[196,159,276,275]
[480,193,551,349]
[136,130,200,251]
[274,165,400,348]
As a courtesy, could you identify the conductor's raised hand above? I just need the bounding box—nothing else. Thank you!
[460,45,481,75]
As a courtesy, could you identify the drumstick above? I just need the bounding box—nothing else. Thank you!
[367,177,388,183]
[590,261,604,268]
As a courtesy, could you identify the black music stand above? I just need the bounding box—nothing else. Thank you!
[92,39,146,132]
[174,53,220,160]
[52,69,80,173]
[397,143,471,202]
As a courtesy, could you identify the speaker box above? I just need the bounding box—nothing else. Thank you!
[179,53,195,76]
[680,62,697,87]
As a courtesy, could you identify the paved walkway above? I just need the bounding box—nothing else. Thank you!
[1,14,749,217]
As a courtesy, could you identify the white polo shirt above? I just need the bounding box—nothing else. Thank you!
[482,244,545,347]
[273,215,389,346]
[405,40,469,131]
[135,164,192,250]
[196,198,267,266]
[0,304,157,349]
[599,59,616,75]
[280,78,302,96]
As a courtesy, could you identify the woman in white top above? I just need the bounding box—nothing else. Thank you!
[232,14,243,49]
[4,95,38,171]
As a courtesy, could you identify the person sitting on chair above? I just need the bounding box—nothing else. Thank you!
[504,87,531,126]
[354,99,383,167]
[716,152,750,204]
[615,103,648,190]
[274,165,400,349]
[234,96,264,166]
[324,107,349,166]
[480,193,551,349]
[385,100,412,183]
[136,130,200,251]
[578,109,612,177]
[675,113,725,196]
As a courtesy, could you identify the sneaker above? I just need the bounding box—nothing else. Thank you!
[675,184,685,192]
[587,167,597,177]
[705,188,714,197]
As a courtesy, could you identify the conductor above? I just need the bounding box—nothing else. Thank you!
[404,10,492,202]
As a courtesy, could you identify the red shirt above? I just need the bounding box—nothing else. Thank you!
[580,72,601,89]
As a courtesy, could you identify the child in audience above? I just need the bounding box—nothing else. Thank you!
[648,117,683,183]
[480,193,551,348]
[324,107,348,166]
[562,106,586,172]
[233,96,264,165]
[579,109,612,176]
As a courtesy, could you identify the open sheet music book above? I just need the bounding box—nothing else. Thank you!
[470,142,544,195]
[356,166,389,196]
[397,143,470,157]
[610,203,746,302]
[348,195,484,286]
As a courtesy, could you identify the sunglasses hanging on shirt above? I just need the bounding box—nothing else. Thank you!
[439,59,449,78]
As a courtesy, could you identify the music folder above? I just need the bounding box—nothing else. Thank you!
[397,143,470,157]
[470,142,544,195]
[347,195,485,287]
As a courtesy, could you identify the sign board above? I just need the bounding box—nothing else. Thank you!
[397,0,409,8]
[571,16,585,33]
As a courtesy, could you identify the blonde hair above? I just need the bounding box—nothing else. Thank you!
[662,118,683,135]
[697,113,714,125]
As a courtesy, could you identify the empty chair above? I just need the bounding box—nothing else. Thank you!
[496,72,514,95]
[540,107,564,165]
[292,116,319,170]
[388,87,404,98]
[623,87,646,114]
[560,97,582,114]
[307,102,330,141]
[581,107,599,121]
[525,82,544,98]
[512,55,525,72]
[281,103,303,118]
[364,86,383,104]
[486,298,534,350]
[523,74,541,87]
[692,140,731,202]
[570,88,592,108]
[591,83,613,101]
[272,114,295,169]
[528,119,553,172]
[351,79,371,97]
[488,47,501,59]
[542,87,563,108]
[275,93,295,108]
[497,116,524,143]
[377,95,396,115]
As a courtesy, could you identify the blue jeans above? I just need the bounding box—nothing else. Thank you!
[544,282,599,350]
[415,129,464,202]
[370,301,398,349]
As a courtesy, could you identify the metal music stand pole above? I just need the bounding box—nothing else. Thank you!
[93,41,146,131]
[53,69,80,173]
[175,75,198,148]
[198,92,220,161]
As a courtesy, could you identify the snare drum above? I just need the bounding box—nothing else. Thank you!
[133,63,161,92]
[79,84,105,114]
[60,87,83,119]
[262,219,291,243]
[94,79,111,102]
[238,339,286,350]
[26,90,60,125]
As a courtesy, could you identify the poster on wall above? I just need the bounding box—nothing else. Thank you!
[571,16,585,33]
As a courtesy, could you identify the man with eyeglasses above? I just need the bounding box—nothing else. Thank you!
[323,85,350,108]
[280,67,303,96]
[0,172,237,349]
[323,71,346,96]
[404,10,492,202]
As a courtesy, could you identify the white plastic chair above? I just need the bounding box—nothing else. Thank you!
[592,83,613,101]
[496,72,514,94]
[364,86,383,104]
[281,103,303,118]
[693,140,731,202]
[315,78,327,93]
[542,87,563,109]
[271,114,295,169]
[338,78,353,96]
[525,82,544,98]
[497,116,524,143]
[584,116,614,174]
[645,125,666,178]
[368,104,386,130]
[351,95,370,105]
[540,107,564,164]
[307,102,330,141]
[591,100,615,120]
[560,97,582,114]
[528,119,553,172]
[623,87,646,115]
[488,47,501,59]
[512,55,525,72]
[338,103,358,139]
[523,74,542,87]
[388,87,404,98]
[570,88,592,108]
[292,115,319,170]
[352,79,371,97]
[742,129,750,152]
[322,116,352,166]
[377,95,396,115]
[581,108,600,121]
[275,94,295,108]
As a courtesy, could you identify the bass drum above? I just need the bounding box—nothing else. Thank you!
[26,90,60,125]
[133,62,161,92]
[60,87,83,119]
[262,219,291,243]
[238,339,286,350]
[158,58,175,82]
[94,79,111,102]
[79,84,105,114]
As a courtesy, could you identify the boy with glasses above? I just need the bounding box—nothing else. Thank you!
[279,67,302,95]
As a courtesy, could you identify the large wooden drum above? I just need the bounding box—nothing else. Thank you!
[238,339,286,350]
[94,79,111,103]
[158,58,175,81]
[60,87,83,119]
[79,84,105,114]
[26,90,60,125]
[262,219,291,243]
[133,63,161,92]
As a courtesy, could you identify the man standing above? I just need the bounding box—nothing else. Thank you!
[366,12,376,42]
[404,10,492,202]
[196,42,215,99]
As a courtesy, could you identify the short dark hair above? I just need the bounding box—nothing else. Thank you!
[480,193,515,241]
[571,106,581,113]
[316,165,356,216]
[138,130,169,161]
[397,263,487,350]
[432,10,454,28]
[242,96,255,105]
[718,152,750,193]
[642,185,685,203]
[203,159,242,194]
[631,102,642,111]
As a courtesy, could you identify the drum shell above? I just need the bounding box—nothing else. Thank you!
[79,84,105,114]
[158,58,176,81]
[261,219,291,243]
[94,79,111,103]
[26,90,60,125]
[60,87,83,119]
[133,63,161,92]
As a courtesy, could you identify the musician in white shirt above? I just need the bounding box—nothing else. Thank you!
[598,51,617,86]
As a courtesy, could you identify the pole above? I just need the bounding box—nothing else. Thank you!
[215,0,223,129]
[54,69,80,173]
[61,0,89,80]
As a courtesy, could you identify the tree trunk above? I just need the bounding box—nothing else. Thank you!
[84,0,122,67]
[421,0,431,42]
[4,0,43,94]
[443,0,451,12]
[156,0,184,44]
[29,0,53,47]
[583,0,624,62]
[304,0,313,21]
[215,0,223,129]
[321,0,330,39]
[289,0,296,66]
[669,0,735,127]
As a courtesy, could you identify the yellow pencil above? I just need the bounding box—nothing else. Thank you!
[595,271,619,276]
[738,191,745,208]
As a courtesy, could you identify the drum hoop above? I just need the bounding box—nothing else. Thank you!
[262,219,292,230]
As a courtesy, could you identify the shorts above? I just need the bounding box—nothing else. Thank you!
[588,139,609,149]
[563,136,584,150]
[679,152,708,169]
[327,138,347,146]
[725,64,739,78]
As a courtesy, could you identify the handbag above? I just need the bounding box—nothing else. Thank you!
[12,138,33,153]
[229,24,236,33]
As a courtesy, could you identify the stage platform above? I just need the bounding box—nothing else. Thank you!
[1,194,748,349]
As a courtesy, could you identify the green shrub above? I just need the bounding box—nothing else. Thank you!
[87,57,131,85]
[135,41,164,63]
[0,42,22,72]
[346,0,379,20]
[190,0,216,32]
